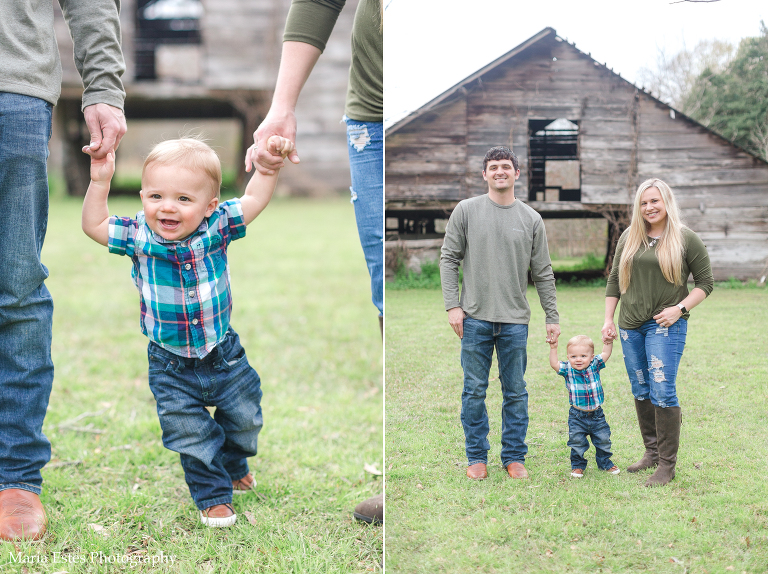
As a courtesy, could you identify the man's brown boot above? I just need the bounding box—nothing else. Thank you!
[645,406,682,487]
[506,462,529,479]
[466,463,487,479]
[0,489,47,541]
[353,494,383,525]
[627,399,659,473]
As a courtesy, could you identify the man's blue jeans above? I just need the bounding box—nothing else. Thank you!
[345,118,383,316]
[461,317,528,468]
[0,93,54,496]
[147,328,263,511]
[567,406,615,470]
[619,319,687,408]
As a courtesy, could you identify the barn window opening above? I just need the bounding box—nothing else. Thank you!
[135,0,203,81]
[528,118,581,202]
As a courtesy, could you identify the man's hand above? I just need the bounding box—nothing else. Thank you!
[545,323,561,345]
[448,307,466,339]
[245,110,301,175]
[82,103,127,159]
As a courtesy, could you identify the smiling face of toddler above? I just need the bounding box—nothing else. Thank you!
[566,344,595,371]
[140,163,219,242]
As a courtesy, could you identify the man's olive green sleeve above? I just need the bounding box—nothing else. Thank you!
[60,0,125,110]
[440,203,466,311]
[530,217,559,324]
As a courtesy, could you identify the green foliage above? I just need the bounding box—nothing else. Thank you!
[715,277,765,289]
[386,287,768,573]
[555,276,607,288]
[0,196,382,573]
[551,253,605,272]
[389,260,448,290]
[682,22,768,160]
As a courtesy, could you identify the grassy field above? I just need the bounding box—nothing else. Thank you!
[385,285,768,573]
[1,193,382,573]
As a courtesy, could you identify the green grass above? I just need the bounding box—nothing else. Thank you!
[385,285,768,573]
[2,194,382,573]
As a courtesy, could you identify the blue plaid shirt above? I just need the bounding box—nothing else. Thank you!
[108,199,247,359]
[557,355,606,411]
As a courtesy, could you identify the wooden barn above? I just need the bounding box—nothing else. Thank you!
[385,27,768,281]
[53,0,356,195]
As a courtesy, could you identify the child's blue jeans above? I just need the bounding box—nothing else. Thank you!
[147,327,263,511]
[567,406,615,471]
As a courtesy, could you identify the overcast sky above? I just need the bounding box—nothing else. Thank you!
[384,0,766,127]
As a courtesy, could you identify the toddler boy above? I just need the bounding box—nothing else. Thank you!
[81,135,293,526]
[549,335,620,478]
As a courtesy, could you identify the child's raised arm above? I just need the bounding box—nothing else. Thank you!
[82,151,115,246]
[601,339,613,363]
[240,136,294,225]
[549,340,560,372]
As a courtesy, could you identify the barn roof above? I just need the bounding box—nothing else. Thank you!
[387,27,767,165]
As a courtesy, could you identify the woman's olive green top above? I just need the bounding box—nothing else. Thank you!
[606,227,714,330]
[284,0,382,122]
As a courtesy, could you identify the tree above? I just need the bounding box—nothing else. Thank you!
[681,22,768,160]
[637,39,735,109]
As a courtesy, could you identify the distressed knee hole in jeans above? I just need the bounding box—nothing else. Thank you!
[634,369,646,385]
[347,124,371,152]
[620,329,628,341]
[650,355,666,382]
[349,187,357,203]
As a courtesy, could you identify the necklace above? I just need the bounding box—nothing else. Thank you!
[648,235,661,247]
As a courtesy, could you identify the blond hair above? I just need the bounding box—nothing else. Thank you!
[618,178,686,293]
[142,137,222,198]
[566,335,594,353]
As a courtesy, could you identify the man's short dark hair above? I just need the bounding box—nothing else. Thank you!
[483,146,519,172]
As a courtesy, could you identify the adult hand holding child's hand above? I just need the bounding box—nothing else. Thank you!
[601,320,617,345]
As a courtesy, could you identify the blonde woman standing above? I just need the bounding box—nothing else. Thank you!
[602,179,713,486]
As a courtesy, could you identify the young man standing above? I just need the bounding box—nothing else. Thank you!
[0,0,126,541]
[440,146,560,480]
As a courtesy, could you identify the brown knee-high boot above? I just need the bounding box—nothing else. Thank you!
[627,399,658,473]
[645,406,682,487]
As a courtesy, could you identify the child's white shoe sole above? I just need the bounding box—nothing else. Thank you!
[200,512,237,527]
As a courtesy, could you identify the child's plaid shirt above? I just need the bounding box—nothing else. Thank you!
[108,199,246,359]
[557,355,606,411]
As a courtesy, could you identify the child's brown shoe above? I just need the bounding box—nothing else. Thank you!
[570,469,584,478]
[200,503,236,527]
[232,473,255,495]
[605,465,621,475]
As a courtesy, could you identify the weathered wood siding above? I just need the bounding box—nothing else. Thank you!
[54,0,355,195]
[386,31,768,280]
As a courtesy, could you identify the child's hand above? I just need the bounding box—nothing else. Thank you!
[89,151,115,184]
[548,339,558,349]
[267,135,295,160]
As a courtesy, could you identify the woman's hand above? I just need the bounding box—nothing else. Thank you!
[601,320,617,344]
[653,306,683,328]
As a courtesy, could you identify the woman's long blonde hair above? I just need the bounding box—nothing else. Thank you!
[618,178,686,293]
